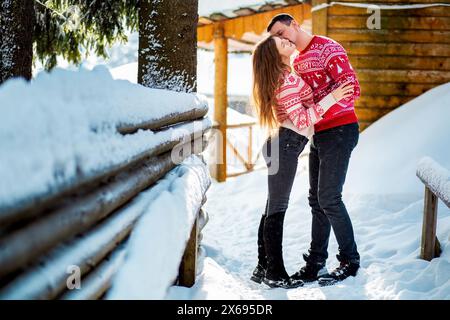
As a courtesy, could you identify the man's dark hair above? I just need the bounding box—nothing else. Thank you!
[266,13,294,32]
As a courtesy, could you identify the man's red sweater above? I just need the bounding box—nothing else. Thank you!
[293,35,360,132]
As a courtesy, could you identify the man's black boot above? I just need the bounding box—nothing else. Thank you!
[318,260,360,286]
[290,253,328,283]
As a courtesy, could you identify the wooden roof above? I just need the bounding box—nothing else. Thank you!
[197,1,312,52]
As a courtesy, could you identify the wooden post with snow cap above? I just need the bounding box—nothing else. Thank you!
[417,157,450,261]
[213,23,228,182]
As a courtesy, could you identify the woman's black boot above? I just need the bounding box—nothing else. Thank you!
[262,213,303,289]
[250,214,267,283]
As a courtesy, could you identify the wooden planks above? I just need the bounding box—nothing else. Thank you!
[314,1,450,129]
[178,214,199,287]
[197,3,311,43]
[358,82,436,96]
[329,16,450,30]
[329,5,450,17]
[420,187,440,261]
[356,69,450,83]
[349,56,450,71]
[312,0,328,35]
[329,29,450,43]
[342,42,450,56]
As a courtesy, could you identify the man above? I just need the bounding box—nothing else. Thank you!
[267,14,361,286]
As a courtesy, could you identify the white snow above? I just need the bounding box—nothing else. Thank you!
[107,155,210,299]
[199,0,280,17]
[167,82,450,300]
[0,66,210,215]
[345,82,450,195]
[109,50,253,97]
[417,157,450,206]
[8,1,449,299]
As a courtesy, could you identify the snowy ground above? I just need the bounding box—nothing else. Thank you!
[26,6,450,299]
[167,83,450,300]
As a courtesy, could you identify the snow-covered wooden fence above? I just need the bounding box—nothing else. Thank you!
[416,157,450,261]
[0,69,213,299]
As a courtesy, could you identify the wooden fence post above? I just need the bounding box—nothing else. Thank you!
[420,186,440,261]
[178,213,199,287]
[213,24,228,182]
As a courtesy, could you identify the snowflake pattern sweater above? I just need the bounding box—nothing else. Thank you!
[274,70,337,136]
[293,35,360,132]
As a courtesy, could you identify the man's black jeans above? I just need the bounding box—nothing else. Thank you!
[262,127,308,217]
[308,122,360,265]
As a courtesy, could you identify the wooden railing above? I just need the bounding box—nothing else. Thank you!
[212,120,267,179]
[0,103,212,299]
[416,157,450,261]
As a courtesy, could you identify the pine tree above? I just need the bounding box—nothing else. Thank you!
[33,0,139,70]
[138,0,198,92]
[0,0,139,85]
[1,0,199,92]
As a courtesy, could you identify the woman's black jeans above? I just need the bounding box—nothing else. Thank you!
[257,127,309,276]
[262,127,309,217]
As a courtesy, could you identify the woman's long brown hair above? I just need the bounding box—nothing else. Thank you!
[252,36,289,135]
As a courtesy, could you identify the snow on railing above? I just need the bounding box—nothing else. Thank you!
[416,157,450,261]
[417,157,450,208]
[0,67,212,299]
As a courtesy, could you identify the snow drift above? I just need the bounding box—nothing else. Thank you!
[346,82,450,195]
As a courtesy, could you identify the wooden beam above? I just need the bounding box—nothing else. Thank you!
[213,25,228,182]
[312,0,328,36]
[358,82,436,96]
[329,29,450,44]
[349,56,450,71]
[198,4,311,43]
[0,137,208,279]
[342,42,450,57]
[420,186,439,261]
[356,69,450,83]
[178,214,199,287]
[328,5,450,17]
[328,16,450,30]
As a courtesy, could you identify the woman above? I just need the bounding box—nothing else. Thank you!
[250,35,354,289]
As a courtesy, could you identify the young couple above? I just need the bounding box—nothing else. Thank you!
[251,14,361,289]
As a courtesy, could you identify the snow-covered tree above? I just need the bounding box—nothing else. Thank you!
[138,0,198,92]
[1,0,199,91]
[1,0,139,85]
[0,0,35,83]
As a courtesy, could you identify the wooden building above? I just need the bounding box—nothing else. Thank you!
[313,0,450,130]
[198,0,450,181]
[198,1,312,182]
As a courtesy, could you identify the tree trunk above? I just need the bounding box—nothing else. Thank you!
[138,0,198,92]
[0,0,34,85]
